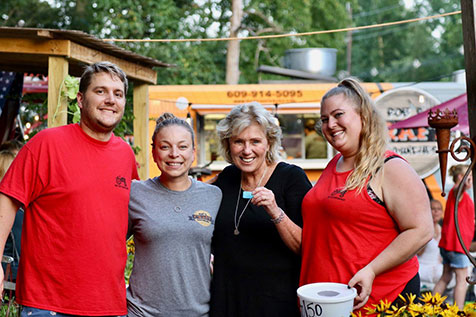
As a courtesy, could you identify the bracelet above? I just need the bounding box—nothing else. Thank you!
[271,208,285,224]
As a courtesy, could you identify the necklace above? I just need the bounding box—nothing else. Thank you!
[153,177,190,213]
[233,166,268,235]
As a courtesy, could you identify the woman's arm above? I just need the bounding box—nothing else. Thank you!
[348,158,434,309]
[252,188,303,254]
[252,166,312,254]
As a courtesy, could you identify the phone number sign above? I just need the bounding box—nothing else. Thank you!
[225,89,306,104]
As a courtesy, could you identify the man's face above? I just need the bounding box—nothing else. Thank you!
[77,72,126,139]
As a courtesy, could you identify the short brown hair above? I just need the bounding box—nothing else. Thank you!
[79,62,128,95]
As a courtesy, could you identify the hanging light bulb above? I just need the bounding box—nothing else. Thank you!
[273,104,280,126]
[185,103,193,127]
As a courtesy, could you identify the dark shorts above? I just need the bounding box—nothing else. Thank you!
[21,306,126,317]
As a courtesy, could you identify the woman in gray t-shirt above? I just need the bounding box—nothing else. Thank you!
[126,113,222,317]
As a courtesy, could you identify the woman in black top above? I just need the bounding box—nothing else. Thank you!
[210,102,312,317]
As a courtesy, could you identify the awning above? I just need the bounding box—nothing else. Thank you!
[388,93,468,133]
[389,93,469,134]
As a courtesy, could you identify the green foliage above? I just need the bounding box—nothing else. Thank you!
[0,294,19,317]
[0,0,60,28]
[0,0,465,84]
[62,75,81,124]
[224,0,351,82]
[350,0,463,82]
[20,92,48,140]
[125,251,134,285]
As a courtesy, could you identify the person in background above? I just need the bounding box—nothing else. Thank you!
[434,164,475,310]
[127,113,222,317]
[0,150,15,185]
[0,62,138,316]
[0,149,23,283]
[300,78,433,314]
[417,199,446,290]
[304,119,327,159]
[210,102,312,317]
[0,139,23,155]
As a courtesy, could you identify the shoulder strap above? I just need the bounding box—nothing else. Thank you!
[367,155,403,207]
[384,155,400,163]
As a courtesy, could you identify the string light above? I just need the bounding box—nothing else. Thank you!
[104,11,460,43]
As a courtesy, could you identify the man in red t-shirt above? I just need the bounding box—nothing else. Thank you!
[0,62,138,316]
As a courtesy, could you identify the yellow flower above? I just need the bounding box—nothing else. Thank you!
[385,304,407,316]
[397,292,417,306]
[361,293,476,316]
[126,236,135,254]
[365,299,392,315]
[420,292,447,306]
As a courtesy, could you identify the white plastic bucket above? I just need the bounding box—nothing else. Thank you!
[297,282,357,317]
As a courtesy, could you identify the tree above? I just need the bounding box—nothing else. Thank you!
[226,0,243,84]
[350,0,463,82]
[424,0,465,80]
[0,0,464,84]
[218,0,352,83]
[1,0,61,28]
[1,0,229,84]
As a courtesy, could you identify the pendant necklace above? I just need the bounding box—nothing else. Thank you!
[154,177,190,213]
[233,166,268,235]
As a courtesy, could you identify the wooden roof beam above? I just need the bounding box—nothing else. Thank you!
[68,42,157,84]
[0,38,157,84]
[0,38,70,55]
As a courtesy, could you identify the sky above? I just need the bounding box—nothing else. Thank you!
[403,0,415,8]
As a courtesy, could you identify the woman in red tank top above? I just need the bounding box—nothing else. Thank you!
[300,78,434,313]
[433,164,474,309]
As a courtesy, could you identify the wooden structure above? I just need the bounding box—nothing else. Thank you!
[0,27,171,179]
[461,0,476,200]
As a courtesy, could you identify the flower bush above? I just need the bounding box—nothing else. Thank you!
[125,236,135,284]
[351,293,476,317]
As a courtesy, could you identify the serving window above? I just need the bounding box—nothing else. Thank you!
[197,113,331,168]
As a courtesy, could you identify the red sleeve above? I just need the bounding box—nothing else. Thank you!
[0,143,44,207]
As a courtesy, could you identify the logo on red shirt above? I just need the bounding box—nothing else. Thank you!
[115,176,129,190]
[328,188,347,201]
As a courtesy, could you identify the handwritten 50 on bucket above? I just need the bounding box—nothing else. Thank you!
[297,282,357,317]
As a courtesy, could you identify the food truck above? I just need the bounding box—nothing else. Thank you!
[148,81,467,202]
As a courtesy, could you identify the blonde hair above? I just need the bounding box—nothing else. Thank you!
[216,102,282,164]
[320,77,388,193]
[449,164,469,183]
[0,150,15,180]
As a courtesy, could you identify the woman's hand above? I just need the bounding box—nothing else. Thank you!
[348,266,376,309]
[251,186,280,218]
